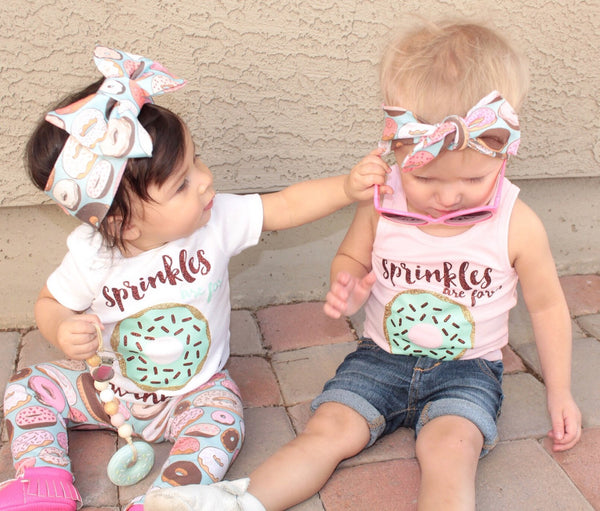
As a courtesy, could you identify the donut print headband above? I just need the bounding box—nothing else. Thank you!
[44,46,186,227]
[379,91,520,171]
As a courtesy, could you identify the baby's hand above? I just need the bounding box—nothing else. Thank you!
[56,315,103,360]
[324,271,376,318]
[344,148,393,202]
[546,390,582,452]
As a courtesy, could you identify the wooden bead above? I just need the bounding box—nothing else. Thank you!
[104,400,119,415]
[117,423,133,439]
[86,355,102,367]
[94,380,110,392]
[99,388,115,403]
[110,412,126,428]
[89,349,147,470]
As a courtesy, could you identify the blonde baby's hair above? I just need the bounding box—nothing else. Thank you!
[379,19,529,123]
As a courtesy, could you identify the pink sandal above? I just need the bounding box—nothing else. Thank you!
[124,501,144,511]
[124,494,144,510]
[0,466,81,510]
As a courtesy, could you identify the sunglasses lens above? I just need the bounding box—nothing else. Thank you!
[382,212,427,225]
[446,210,492,225]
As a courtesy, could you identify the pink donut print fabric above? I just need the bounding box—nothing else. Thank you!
[378,90,521,172]
[44,46,186,227]
[4,363,243,492]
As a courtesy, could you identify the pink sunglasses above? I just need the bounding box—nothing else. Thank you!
[374,160,506,226]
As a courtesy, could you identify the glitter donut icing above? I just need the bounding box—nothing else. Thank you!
[383,290,474,360]
[111,303,211,391]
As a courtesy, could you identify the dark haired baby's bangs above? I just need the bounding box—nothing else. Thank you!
[100,103,187,250]
[115,104,187,203]
[138,103,187,187]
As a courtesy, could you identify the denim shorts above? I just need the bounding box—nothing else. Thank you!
[311,338,504,457]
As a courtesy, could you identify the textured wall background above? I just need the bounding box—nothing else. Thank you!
[0,0,599,328]
[1,0,599,208]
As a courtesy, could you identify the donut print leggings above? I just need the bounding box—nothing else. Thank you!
[3,361,244,498]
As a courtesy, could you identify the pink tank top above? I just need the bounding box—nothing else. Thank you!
[364,172,520,361]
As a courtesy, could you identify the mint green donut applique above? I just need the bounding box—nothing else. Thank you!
[383,290,474,360]
[111,303,211,391]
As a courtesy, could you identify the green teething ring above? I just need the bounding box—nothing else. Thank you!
[107,441,155,486]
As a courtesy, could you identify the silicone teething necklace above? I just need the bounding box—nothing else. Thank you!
[86,325,155,486]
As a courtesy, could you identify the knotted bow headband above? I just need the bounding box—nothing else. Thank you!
[44,46,186,227]
[378,91,520,171]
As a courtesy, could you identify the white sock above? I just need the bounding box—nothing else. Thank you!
[144,478,266,511]
[237,490,266,511]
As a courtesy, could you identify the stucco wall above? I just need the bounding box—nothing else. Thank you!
[1,0,599,208]
[0,0,599,328]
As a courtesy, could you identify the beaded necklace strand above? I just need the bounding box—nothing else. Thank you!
[86,325,154,486]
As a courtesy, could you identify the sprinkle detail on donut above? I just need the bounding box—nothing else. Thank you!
[192,389,243,415]
[15,405,57,430]
[4,384,32,414]
[40,446,70,467]
[402,150,434,170]
[171,436,200,455]
[12,430,54,459]
[383,290,474,360]
[170,408,205,438]
[197,446,229,482]
[111,303,211,392]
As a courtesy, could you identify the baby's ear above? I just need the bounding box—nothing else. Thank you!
[105,215,141,242]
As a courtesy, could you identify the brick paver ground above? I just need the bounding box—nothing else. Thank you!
[0,274,598,510]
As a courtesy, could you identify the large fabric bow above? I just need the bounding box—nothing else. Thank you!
[379,91,520,171]
[44,46,186,227]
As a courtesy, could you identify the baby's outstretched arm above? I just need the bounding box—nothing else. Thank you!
[261,148,390,231]
[35,284,102,360]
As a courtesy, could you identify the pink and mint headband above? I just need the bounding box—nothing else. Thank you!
[379,91,520,171]
[44,46,186,227]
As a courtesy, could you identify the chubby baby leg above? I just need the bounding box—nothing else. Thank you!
[155,371,245,488]
[248,402,370,510]
[4,361,103,472]
[415,415,483,511]
[145,402,370,511]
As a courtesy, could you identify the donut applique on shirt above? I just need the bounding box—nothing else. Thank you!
[111,303,211,391]
[383,290,474,360]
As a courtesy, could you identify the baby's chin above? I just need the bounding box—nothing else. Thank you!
[197,209,212,229]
